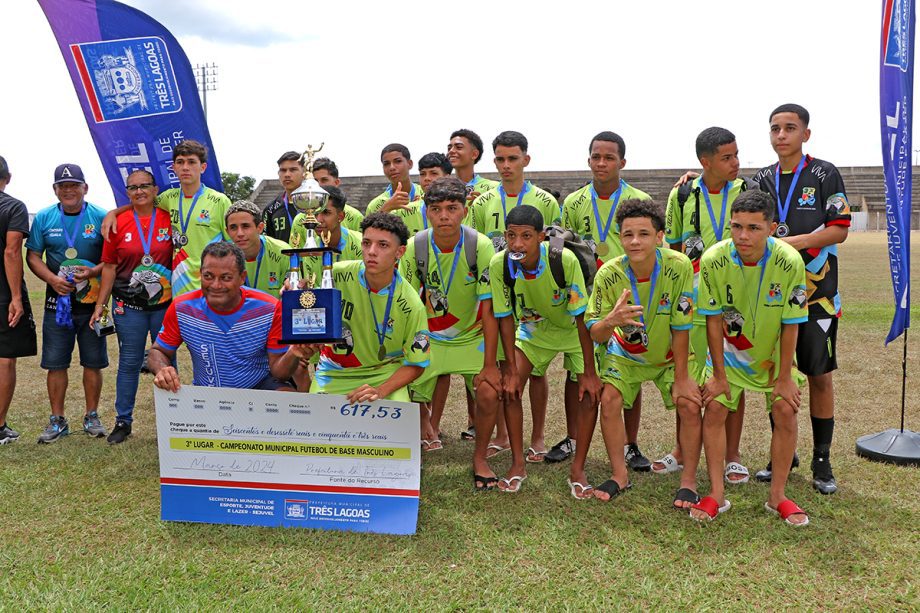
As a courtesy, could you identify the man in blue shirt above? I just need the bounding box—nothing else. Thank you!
[26,164,109,444]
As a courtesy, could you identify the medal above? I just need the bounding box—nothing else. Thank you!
[133,210,158,270]
[141,254,154,267]
[64,247,78,259]
[775,222,790,238]
[377,345,387,361]
[626,252,661,348]
[640,330,650,347]
[596,242,609,257]
[508,251,525,261]
[178,234,189,246]
[591,181,624,256]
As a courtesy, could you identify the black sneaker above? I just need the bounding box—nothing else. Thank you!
[754,452,800,482]
[544,437,575,463]
[624,443,651,472]
[107,421,132,445]
[0,423,20,445]
[811,454,838,495]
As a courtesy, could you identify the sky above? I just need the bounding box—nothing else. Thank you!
[2,0,908,212]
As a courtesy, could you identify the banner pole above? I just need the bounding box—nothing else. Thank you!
[901,328,908,432]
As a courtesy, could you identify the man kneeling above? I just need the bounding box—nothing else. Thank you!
[150,242,306,391]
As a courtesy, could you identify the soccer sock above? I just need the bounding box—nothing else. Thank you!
[811,416,834,456]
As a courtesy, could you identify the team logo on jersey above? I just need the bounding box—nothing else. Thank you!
[789,285,807,307]
[657,293,671,314]
[767,283,783,303]
[68,37,182,123]
[826,194,850,215]
[551,288,565,306]
[156,227,171,242]
[197,209,211,223]
[82,224,97,239]
[268,272,280,289]
[676,294,692,316]
[333,327,355,355]
[411,333,430,353]
[798,187,816,208]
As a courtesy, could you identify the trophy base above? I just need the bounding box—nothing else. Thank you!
[281,336,345,346]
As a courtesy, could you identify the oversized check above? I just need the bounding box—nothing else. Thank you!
[154,385,420,535]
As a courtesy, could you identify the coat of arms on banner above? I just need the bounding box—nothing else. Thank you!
[69,36,183,123]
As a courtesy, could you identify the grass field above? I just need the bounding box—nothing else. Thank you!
[1,232,919,610]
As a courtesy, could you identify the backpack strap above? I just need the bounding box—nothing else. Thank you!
[546,232,567,290]
[502,250,516,315]
[677,180,702,235]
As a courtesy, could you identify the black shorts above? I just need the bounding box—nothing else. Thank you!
[252,373,296,391]
[0,301,37,359]
[796,316,838,377]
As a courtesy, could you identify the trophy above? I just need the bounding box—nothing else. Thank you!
[93,305,116,337]
[280,143,344,344]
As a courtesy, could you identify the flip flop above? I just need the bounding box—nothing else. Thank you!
[460,426,476,441]
[689,496,731,521]
[651,453,683,474]
[765,499,810,527]
[473,474,498,491]
[486,443,510,458]
[421,439,431,451]
[568,480,594,500]
[724,462,750,484]
[499,475,526,493]
[673,487,700,510]
[425,439,443,452]
[594,479,632,502]
[525,447,548,463]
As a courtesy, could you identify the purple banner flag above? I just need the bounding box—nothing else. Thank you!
[38,0,221,206]
[880,0,914,344]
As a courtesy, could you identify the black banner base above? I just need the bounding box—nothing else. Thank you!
[856,429,920,467]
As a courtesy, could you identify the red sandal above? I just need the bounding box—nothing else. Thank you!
[689,495,731,521]
[764,499,810,526]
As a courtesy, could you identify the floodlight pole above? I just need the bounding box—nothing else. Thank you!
[194,63,218,120]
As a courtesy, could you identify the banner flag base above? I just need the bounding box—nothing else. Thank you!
[856,429,920,466]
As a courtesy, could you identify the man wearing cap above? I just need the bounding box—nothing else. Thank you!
[0,156,38,444]
[26,164,109,444]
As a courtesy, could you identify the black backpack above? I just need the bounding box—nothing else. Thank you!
[413,225,480,300]
[502,225,598,314]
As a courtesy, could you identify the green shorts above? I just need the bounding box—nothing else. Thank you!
[410,339,484,402]
[600,360,675,410]
[516,336,584,377]
[311,367,411,401]
[715,370,806,412]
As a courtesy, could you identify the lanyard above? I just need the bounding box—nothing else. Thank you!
[247,236,265,289]
[422,203,428,230]
[733,246,770,334]
[591,180,624,243]
[699,177,730,240]
[282,192,294,228]
[133,210,157,256]
[431,231,463,295]
[499,182,529,223]
[178,185,205,235]
[57,203,87,252]
[387,183,416,202]
[774,156,806,224]
[367,271,398,356]
[466,175,481,187]
[626,253,661,330]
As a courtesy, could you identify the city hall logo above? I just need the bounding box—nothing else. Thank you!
[883,0,911,72]
[70,37,183,123]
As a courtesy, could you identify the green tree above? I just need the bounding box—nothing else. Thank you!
[221,172,256,202]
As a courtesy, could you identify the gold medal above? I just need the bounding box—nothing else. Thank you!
[596,242,609,257]
[64,247,78,259]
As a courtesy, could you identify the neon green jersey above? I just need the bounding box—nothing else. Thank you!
[489,244,587,346]
[698,237,808,391]
[290,221,364,283]
[342,204,364,232]
[242,235,289,298]
[587,248,694,369]
[460,174,499,226]
[471,182,561,252]
[365,183,425,216]
[156,186,231,296]
[400,229,494,345]
[314,261,430,386]
[561,180,651,263]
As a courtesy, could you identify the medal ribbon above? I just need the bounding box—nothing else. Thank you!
[732,243,770,336]
[177,185,205,236]
[591,180,624,245]
[246,236,266,289]
[626,251,661,331]
[499,182,530,223]
[133,210,157,260]
[431,231,464,296]
[57,202,87,257]
[773,156,806,225]
[282,192,294,229]
[699,177,731,241]
[367,270,398,358]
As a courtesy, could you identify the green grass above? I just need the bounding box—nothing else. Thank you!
[1,233,919,609]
